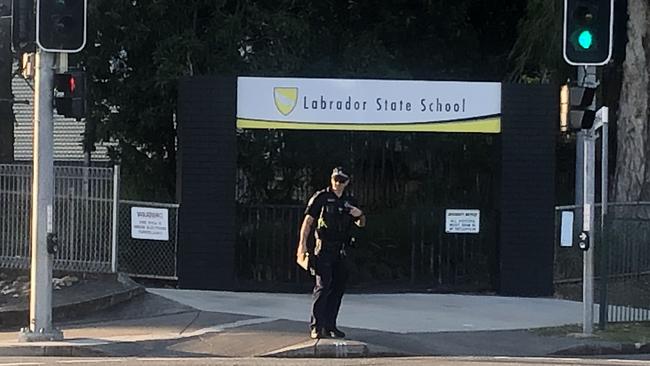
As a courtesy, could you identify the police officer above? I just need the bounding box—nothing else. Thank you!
[296,166,366,339]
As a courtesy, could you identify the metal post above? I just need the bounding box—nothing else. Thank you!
[583,130,595,336]
[575,133,584,206]
[598,107,610,329]
[111,164,120,272]
[18,50,63,342]
[577,65,598,336]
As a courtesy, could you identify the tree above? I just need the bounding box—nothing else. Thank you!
[507,0,571,84]
[81,0,316,200]
[612,0,649,202]
[236,0,525,203]
[0,7,13,163]
[508,0,650,206]
[80,0,525,202]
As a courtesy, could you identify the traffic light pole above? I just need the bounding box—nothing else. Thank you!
[18,49,62,342]
[598,107,610,330]
[563,0,614,336]
[576,65,598,336]
[582,130,595,336]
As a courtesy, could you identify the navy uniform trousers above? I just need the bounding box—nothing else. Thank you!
[310,241,349,331]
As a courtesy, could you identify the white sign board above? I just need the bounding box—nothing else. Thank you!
[131,207,169,241]
[445,209,480,234]
[237,77,501,133]
[560,211,574,247]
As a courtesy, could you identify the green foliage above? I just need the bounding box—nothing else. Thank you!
[238,129,498,208]
[0,17,13,163]
[79,0,527,201]
[507,0,571,83]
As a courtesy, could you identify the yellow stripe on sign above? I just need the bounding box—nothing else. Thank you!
[236,117,501,133]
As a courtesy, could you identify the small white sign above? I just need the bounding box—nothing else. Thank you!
[131,207,169,241]
[445,209,480,234]
[560,211,574,247]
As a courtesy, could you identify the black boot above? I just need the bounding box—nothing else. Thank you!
[327,328,345,338]
[310,327,328,339]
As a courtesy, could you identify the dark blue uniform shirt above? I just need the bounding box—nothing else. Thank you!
[305,187,358,243]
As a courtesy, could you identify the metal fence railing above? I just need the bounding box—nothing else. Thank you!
[0,164,31,268]
[116,200,179,280]
[236,204,498,292]
[0,164,117,272]
[53,166,116,272]
[555,202,650,323]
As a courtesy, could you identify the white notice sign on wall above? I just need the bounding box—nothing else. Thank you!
[131,207,169,241]
[445,209,480,234]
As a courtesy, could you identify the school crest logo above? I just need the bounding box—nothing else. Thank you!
[274,87,298,116]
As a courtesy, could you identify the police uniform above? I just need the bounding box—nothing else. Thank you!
[304,186,358,338]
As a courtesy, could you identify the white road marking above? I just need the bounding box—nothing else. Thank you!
[57,360,126,364]
[181,317,279,337]
[91,316,278,342]
[492,356,650,365]
[0,317,278,348]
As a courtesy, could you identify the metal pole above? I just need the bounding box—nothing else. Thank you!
[598,107,610,330]
[111,165,120,272]
[583,130,595,336]
[577,65,598,336]
[18,50,62,342]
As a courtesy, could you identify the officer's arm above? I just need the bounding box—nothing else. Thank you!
[347,204,366,228]
[297,215,315,258]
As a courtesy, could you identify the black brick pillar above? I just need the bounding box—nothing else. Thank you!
[499,83,557,296]
[176,76,237,289]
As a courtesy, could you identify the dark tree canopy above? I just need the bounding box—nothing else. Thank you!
[76,0,526,201]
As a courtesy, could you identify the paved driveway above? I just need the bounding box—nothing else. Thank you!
[148,289,583,333]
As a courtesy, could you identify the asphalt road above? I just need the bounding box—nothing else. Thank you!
[1,356,650,366]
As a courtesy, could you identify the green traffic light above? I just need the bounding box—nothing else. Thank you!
[578,30,594,49]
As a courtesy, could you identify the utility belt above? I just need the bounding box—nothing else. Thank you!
[314,238,347,257]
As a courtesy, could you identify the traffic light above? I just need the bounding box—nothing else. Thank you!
[53,71,85,120]
[560,84,596,131]
[36,0,86,52]
[11,0,35,53]
[563,0,614,65]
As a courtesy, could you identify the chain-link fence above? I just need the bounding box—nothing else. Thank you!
[0,164,117,272]
[116,200,179,279]
[555,202,650,323]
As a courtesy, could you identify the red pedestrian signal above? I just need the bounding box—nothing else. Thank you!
[54,71,85,120]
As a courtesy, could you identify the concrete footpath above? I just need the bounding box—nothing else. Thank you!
[0,283,648,358]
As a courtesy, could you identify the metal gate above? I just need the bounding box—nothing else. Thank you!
[236,204,497,291]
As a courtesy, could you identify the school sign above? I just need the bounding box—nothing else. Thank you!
[237,77,501,133]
